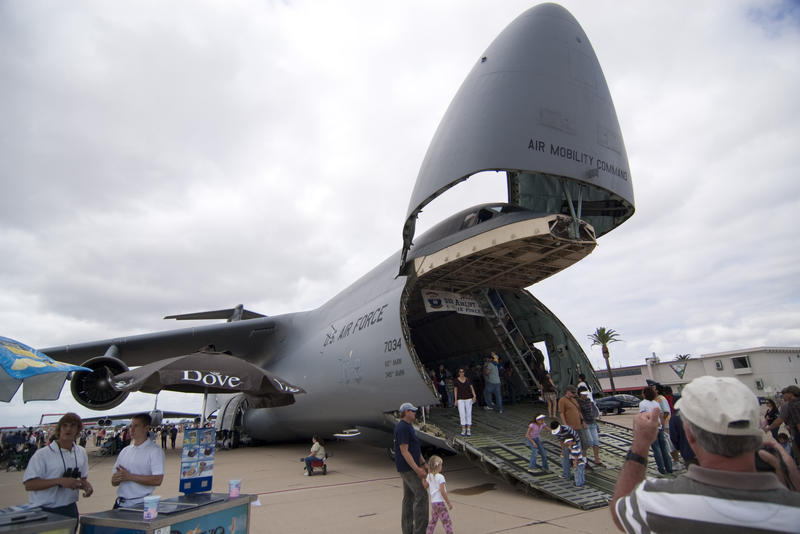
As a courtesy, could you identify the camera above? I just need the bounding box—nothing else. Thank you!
[755,444,783,472]
[62,467,81,479]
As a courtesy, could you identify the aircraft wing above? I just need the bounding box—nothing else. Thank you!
[78,410,200,425]
[39,317,276,367]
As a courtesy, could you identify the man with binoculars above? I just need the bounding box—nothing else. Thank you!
[23,412,94,522]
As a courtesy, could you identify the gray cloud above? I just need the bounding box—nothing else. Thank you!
[1,0,798,424]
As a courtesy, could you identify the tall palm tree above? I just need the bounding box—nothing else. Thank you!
[588,327,622,394]
[674,354,691,361]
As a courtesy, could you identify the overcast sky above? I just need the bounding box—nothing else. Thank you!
[1,0,798,426]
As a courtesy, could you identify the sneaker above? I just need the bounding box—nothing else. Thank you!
[303,471,309,476]
[483,406,493,410]
[527,468,537,473]
[460,431,466,436]
[498,410,503,414]
[466,430,471,436]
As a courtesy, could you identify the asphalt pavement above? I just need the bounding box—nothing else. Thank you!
[0,415,639,533]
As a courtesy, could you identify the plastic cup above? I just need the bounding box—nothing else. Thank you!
[228,479,241,498]
[143,495,160,520]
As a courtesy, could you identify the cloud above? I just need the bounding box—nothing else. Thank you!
[1,0,799,425]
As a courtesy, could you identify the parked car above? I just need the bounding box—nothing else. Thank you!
[595,394,640,415]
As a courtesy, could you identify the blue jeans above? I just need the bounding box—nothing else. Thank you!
[484,382,502,411]
[527,437,548,469]
[304,456,323,473]
[561,448,571,478]
[574,463,585,486]
[650,429,673,474]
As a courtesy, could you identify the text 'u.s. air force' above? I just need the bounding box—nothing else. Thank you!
[323,303,389,348]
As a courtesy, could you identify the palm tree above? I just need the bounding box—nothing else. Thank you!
[588,327,622,394]
[674,354,691,361]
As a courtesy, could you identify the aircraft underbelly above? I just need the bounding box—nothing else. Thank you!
[413,214,596,292]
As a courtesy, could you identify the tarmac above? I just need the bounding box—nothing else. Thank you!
[0,415,640,533]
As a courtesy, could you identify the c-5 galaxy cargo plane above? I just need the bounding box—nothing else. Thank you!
[43,4,634,447]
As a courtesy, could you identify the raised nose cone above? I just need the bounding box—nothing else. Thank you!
[402,3,634,266]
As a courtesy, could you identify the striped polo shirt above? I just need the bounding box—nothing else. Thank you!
[616,464,800,533]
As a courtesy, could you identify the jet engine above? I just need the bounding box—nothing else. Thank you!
[70,355,130,410]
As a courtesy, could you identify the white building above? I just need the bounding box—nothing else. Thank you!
[595,346,800,398]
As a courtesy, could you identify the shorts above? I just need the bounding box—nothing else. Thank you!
[580,423,599,447]
[543,392,557,402]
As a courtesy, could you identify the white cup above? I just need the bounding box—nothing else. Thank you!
[228,479,241,498]
[143,495,160,520]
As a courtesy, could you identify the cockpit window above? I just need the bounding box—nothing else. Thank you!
[461,206,503,230]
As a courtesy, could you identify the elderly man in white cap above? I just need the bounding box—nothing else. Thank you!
[611,376,800,533]
[393,402,429,534]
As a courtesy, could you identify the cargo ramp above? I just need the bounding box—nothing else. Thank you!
[411,402,683,510]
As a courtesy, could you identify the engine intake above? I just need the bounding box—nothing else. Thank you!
[70,355,130,410]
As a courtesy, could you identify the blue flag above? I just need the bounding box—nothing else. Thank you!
[0,336,90,379]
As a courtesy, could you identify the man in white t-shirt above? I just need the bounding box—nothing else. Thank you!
[23,413,93,523]
[112,414,165,508]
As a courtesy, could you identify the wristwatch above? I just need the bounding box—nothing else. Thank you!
[625,450,647,466]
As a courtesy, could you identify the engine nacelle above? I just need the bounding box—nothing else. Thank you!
[70,355,130,410]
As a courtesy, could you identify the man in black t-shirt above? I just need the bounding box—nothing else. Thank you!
[393,402,428,534]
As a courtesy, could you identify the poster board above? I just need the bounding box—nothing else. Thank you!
[180,427,215,494]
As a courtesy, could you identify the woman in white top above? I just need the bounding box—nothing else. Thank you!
[639,388,673,474]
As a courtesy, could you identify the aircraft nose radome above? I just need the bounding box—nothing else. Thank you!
[402,3,633,264]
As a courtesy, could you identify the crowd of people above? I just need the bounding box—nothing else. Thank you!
[7,362,800,534]
[424,351,557,436]
[612,376,800,532]
[0,427,47,471]
[394,369,800,533]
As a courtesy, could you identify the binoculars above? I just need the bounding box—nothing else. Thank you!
[62,467,81,479]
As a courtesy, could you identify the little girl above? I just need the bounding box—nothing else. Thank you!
[525,414,548,471]
[424,455,454,534]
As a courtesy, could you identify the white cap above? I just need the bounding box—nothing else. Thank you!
[535,414,546,421]
[675,376,761,437]
[398,402,418,413]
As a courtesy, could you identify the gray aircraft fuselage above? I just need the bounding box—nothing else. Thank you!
[42,4,634,444]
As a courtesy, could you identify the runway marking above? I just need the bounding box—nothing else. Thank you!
[255,466,477,496]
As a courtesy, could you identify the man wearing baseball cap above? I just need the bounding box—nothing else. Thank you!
[764,385,800,461]
[393,402,428,534]
[611,376,800,532]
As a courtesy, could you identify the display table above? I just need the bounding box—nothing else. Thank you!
[0,510,76,534]
[79,493,255,534]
